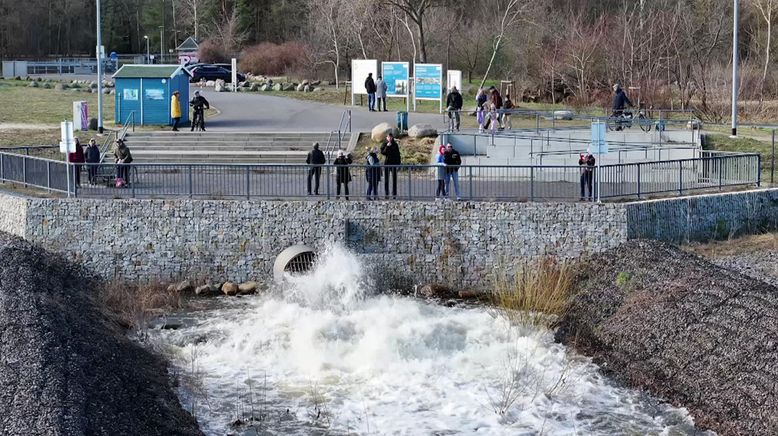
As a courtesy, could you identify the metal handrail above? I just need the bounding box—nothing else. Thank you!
[99,111,135,163]
[325,109,352,162]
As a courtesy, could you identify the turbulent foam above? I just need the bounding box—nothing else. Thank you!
[149,245,702,435]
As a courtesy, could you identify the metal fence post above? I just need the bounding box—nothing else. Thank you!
[469,166,473,200]
[757,154,762,187]
[46,161,51,191]
[188,164,193,199]
[407,166,412,200]
[530,166,535,201]
[0,153,4,182]
[678,160,683,195]
[719,157,723,190]
[636,163,641,199]
[327,165,332,199]
[22,157,27,188]
[771,129,775,184]
[535,113,540,134]
[245,165,251,200]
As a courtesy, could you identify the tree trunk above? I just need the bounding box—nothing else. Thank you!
[417,18,427,62]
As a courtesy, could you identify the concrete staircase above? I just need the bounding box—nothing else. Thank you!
[122,131,348,164]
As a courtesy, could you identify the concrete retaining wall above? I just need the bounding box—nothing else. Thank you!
[0,189,776,287]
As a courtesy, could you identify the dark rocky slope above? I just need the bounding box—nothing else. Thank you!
[555,240,778,435]
[0,234,202,436]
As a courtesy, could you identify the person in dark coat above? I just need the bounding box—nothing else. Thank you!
[84,138,101,184]
[68,138,86,187]
[579,152,596,201]
[380,133,401,198]
[365,148,382,200]
[443,143,462,200]
[365,73,377,112]
[446,86,463,131]
[113,139,133,185]
[190,90,210,131]
[612,83,633,114]
[306,142,326,195]
[333,150,353,200]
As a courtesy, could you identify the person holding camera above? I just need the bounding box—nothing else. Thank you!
[380,133,401,198]
[579,151,596,201]
[333,150,353,200]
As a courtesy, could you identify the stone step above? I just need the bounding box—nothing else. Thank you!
[125,132,342,140]
[132,156,306,164]
[125,140,325,147]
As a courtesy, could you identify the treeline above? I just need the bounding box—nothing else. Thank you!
[3,0,777,118]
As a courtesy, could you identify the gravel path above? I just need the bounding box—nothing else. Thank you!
[0,234,202,436]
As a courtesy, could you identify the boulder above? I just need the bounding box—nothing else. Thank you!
[272,83,283,91]
[301,79,310,86]
[417,283,458,299]
[260,84,271,92]
[214,79,226,92]
[109,89,115,95]
[321,80,331,86]
[205,80,216,87]
[28,81,39,88]
[42,82,52,89]
[53,83,66,91]
[313,87,324,92]
[371,122,400,142]
[553,110,574,120]
[304,85,312,92]
[249,83,260,92]
[311,80,321,86]
[221,281,238,296]
[408,124,438,139]
[238,281,258,295]
[296,83,306,92]
[102,88,110,94]
[89,82,97,89]
[194,284,217,296]
[174,280,193,293]
[282,84,296,91]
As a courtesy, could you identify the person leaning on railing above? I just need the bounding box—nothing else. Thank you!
[443,143,462,201]
[579,151,596,201]
[333,150,353,200]
[113,139,133,187]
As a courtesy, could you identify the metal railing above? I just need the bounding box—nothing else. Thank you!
[0,151,759,201]
[325,109,352,162]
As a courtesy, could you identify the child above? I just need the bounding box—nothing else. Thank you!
[435,145,447,198]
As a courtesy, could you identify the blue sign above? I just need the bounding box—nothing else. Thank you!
[414,64,442,100]
[590,121,609,155]
[382,62,409,97]
[110,51,118,61]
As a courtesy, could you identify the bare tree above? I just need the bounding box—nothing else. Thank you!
[749,0,777,96]
[385,0,444,62]
[479,0,531,87]
[310,0,349,88]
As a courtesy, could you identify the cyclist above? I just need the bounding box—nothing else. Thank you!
[611,83,632,131]
[190,90,210,131]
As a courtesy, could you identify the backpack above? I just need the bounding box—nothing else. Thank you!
[115,177,126,188]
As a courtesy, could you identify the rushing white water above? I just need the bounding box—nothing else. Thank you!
[148,245,703,435]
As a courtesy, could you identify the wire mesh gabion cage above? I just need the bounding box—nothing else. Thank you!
[273,245,318,283]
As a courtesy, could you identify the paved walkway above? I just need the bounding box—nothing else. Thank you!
[200,90,449,132]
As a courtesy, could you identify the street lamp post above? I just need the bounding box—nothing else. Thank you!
[96,0,104,133]
[159,26,164,63]
[731,0,740,137]
[144,35,150,64]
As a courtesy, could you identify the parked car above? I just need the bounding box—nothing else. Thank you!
[189,64,245,83]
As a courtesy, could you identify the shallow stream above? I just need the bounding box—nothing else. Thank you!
[146,246,703,435]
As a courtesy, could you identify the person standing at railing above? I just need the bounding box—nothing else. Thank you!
[85,138,100,185]
[435,145,447,198]
[446,86,463,132]
[170,90,182,131]
[485,87,503,130]
[502,94,514,130]
[334,150,353,200]
[113,139,133,187]
[444,143,462,201]
[380,133,401,198]
[68,138,85,188]
[375,75,388,112]
[306,142,326,195]
[579,152,596,201]
[476,88,487,133]
[365,148,382,200]
[365,73,377,112]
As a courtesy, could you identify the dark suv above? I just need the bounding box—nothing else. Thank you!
[190,65,245,83]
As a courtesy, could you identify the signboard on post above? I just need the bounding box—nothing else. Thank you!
[351,59,379,106]
[413,63,443,112]
[447,69,462,93]
[382,61,410,111]
[590,121,609,203]
[72,101,89,131]
[60,121,76,198]
[231,58,237,92]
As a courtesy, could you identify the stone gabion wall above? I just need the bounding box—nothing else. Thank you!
[2,188,776,289]
[626,189,778,243]
[16,198,627,288]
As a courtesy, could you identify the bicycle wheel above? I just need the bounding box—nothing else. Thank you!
[606,116,618,131]
[638,114,652,132]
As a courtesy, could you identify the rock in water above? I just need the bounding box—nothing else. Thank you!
[222,281,238,296]
[0,234,202,435]
[371,122,400,142]
[554,240,778,435]
[237,281,258,294]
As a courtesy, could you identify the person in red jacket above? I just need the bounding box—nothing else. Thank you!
[68,138,86,187]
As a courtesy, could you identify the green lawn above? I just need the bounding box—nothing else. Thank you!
[0,79,117,126]
[703,133,777,184]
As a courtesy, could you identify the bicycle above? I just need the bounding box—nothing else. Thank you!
[607,105,652,132]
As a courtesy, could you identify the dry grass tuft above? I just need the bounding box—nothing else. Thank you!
[98,279,184,330]
[687,232,778,259]
[492,257,574,328]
